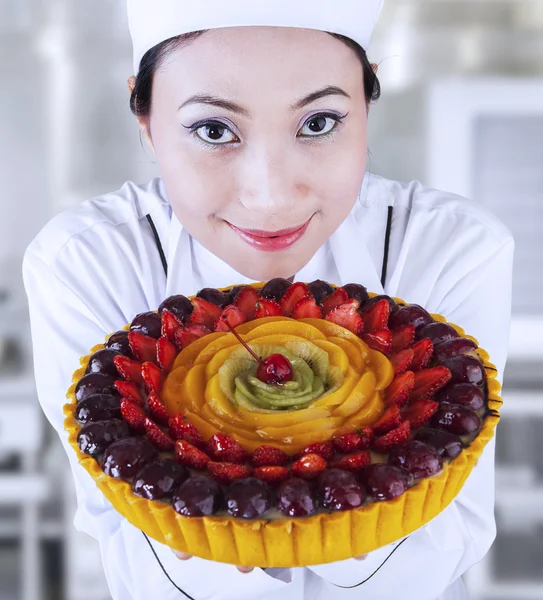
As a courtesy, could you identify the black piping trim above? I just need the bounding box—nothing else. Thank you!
[381,206,393,288]
[146,214,168,277]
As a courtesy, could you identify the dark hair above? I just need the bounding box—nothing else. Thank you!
[130,29,381,118]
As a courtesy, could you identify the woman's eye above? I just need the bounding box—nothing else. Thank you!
[298,114,340,138]
[194,123,238,145]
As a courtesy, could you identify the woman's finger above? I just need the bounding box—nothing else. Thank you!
[236,566,254,573]
[174,551,193,560]
[354,554,368,560]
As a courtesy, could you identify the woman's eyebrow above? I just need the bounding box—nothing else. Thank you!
[178,86,350,116]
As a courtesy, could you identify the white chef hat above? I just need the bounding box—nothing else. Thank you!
[128,0,384,75]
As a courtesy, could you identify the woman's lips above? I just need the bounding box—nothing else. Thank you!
[228,218,313,252]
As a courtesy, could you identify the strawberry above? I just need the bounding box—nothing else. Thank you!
[254,298,284,319]
[168,414,206,449]
[128,331,158,363]
[161,310,183,342]
[214,305,247,332]
[188,297,222,330]
[325,299,364,335]
[207,461,253,485]
[356,427,375,450]
[144,417,175,450]
[207,433,247,464]
[299,441,335,461]
[320,288,349,316]
[114,355,144,384]
[175,440,211,470]
[362,327,392,355]
[391,324,416,353]
[333,431,363,454]
[292,296,322,319]
[233,286,261,320]
[372,405,402,435]
[142,361,163,395]
[403,400,439,429]
[280,282,311,316]
[373,420,411,453]
[174,324,211,350]
[410,366,451,401]
[114,380,144,405]
[384,371,416,407]
[330,450,371,472]
[410,338,434,371]
[291,453,327,479]
[147,390,171,425]
[360,298,390,332]
[254,465,290,484]
[250,445,290,467]
[156,337,177,371]
[390,348,414,375]
[120,399,147,432]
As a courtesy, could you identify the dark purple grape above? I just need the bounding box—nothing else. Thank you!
[388,304,434,330]
[225,478,271,519]
[260,278,292,302]
[101,437,157,479]
[414,428,463,459]
[437,383,485,411]
[430,405,482,436]
[227,285,247,303]
[388,440,443,479]
[434,338,478,362]
[172,476,223,517]
[417,322,459,345]
[196,288,229,308]
[133,458,188,500]
[318,468,365,511]
[85,349,121,377]
[106,330,134,358]
[276,477,318,517]
[307,280,334,304]
[441,355,486,386]
[363,294,399,314]
[361,464,414,500]
[77,419,130,456]
[75,394,121,424]
[158,295,193,322]
[130,311,162,339]
[341,283,369,306]
[75,373,119,404]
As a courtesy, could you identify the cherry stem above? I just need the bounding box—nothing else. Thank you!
[226,323,264,365]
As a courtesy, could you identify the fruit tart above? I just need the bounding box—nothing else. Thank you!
[64,280,502,567]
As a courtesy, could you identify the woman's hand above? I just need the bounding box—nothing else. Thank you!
[174,551,255,573]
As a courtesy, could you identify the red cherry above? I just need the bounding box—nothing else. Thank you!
[257,354,293,384]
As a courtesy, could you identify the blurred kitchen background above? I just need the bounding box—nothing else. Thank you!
[1,0,542,598]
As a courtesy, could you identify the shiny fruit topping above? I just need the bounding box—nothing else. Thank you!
[144,418,175,451]
[277,477,318,517]
[251,445,290,467]
[253,299,284,319]
[320,288,349,316]
[330,450,371,472]
[206,433,248,464]
[101,437,157,479]
[391,324,416,353]
[292,296,322,319]
[437,383,485,411]
[260,278,292,302]
[75,394,121,424]
[188,297,222,330]
[114,380,144,405]
[160,310,183,342]
[403,399,439,429]
[390,348,415,375]
[172,475,222,517]
[128,331,157,363]
[175,440,211,470]
[214,305,248,331]
[156,337,177,371]
[333,428,374,453]
[307,280,335,304]
[233,286,261,320]
[106,330,134,358]
[196,287,230,308]
[360,298,390,332]
[133,458,188,500]
[364,294,400,313]
[341,283,369,306]
[325,299,363,335]
[299,441,335,461]
[75,373,120,403]
[417,322,459,346]
[120,399,147,432]
[291,453,327,479]
[225,478,271,519]
[77,419,130,456]
[434,338,478,362]
[373,405,402,435]
[158,295,194,322]
[388,304,433,331]
[388,440,443,479]
[410,366,452,401]
[113,356,144,385]
[86,349,121,377]
[430,405,482,436]
[227,285,246,303]
[147,391,170,425]
[318,468,365,511]
[130,311,162,339]
[373,420,411,453]
[410,338,434,371]
[207,462,253,485]
[362,327,392,355]
[280,282,312,316]
[174,324,211,349]
[383,371,415,407]
[414,428,463,459]
[168,414,206,449]
[362,464,414,500]
[440,355,486,386]
[141,361,163,395]
[254,466,290,484]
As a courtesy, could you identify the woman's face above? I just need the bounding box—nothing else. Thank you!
[147,26,368,280]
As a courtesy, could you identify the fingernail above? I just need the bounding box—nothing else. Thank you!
[237,566,254,573]
[174,551,192,560]
[354,554,368,561]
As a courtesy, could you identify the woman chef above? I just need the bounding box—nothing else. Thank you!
[23,1,514,599]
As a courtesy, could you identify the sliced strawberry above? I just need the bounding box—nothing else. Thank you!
[156,337,177,371]
[410,338,434,371]
[214,305,247,332]
[403,399,439,429]
[175,440,210,470]
[372,405,402,435]
[188,297,222,330]
[254,465,290,484]
[330,450,371,472]
[114,380,144,405]
[291,453,327,479]
[250,445,290,467]
[299,441,335,461]
[254,298,284,319]
[144,417,175,450]
[390,348,414,375]
[292,296,322,319]
[373,420,411,453]
[128,331,158,363]
[325,299,363,335]
[280,282,311,316]
[410,366,452,401]
[320,288,349,316]
[207,461,253,485]
[360,298,390,333]
[391,324,416,353]
[120,399,147,432]
[363,327,392,355]
[114,355,144,384]
[333,431,364,454]
[142,361,163,395]
[233,286,261,320]
[384,371,416,407]
[147,390,171,425]
[356,427,375,450]
[168,414,206,449]
[161,310,183,342]
[174,324,211,350]
[206,433,247,464]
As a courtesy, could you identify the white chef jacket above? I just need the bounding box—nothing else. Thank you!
[23,171,514,600]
